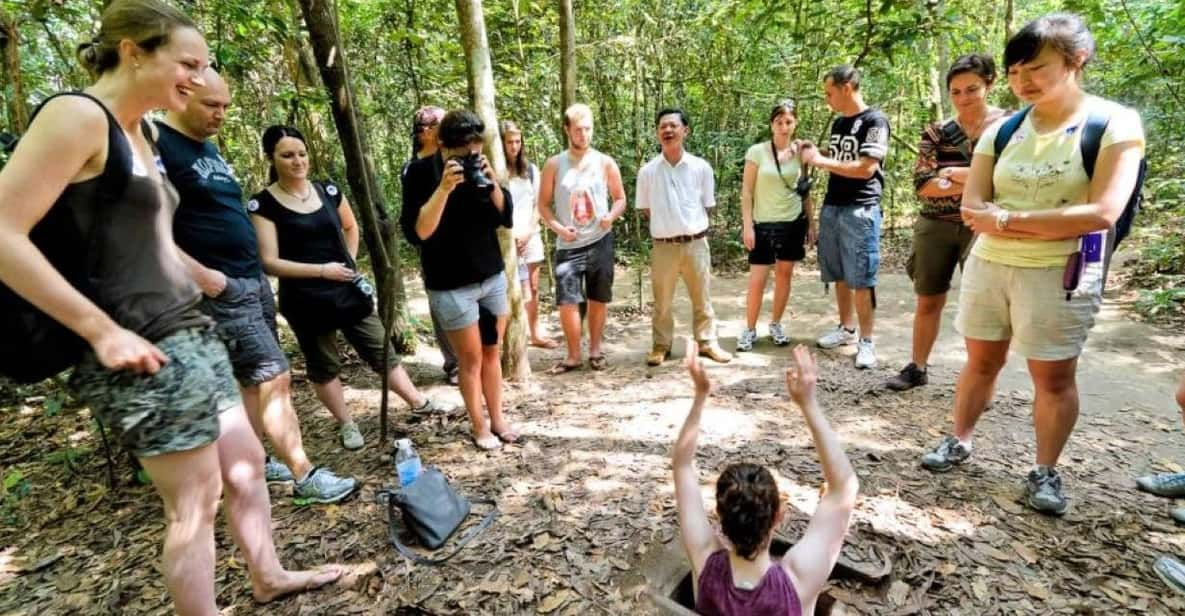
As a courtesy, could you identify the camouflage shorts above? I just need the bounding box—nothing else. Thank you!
[71,327,241,458]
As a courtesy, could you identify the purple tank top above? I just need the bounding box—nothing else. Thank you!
[695,550,803,616]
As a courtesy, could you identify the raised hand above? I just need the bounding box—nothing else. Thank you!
[438,159,465,194]
[684,335,712,395]
[784,344,818,407]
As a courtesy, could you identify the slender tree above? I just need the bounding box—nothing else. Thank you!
[455,0,531,381]
[296,0,412,439]
[558,0,577,111]
[0,8,28,134]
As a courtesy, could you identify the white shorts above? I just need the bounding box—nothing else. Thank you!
[955,255,1101,361]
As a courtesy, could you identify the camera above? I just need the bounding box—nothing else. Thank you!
[452,153,493,191]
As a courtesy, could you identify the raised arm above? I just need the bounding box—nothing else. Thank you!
[672,337,722,575]
[0,97,166,374]
[782,345,859,602]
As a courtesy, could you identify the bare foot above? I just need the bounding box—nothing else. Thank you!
[530,337,559,349]
[253,566,344,603]
[490,421,521,444]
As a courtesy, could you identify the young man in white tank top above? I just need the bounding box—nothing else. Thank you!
[537,104,628,373]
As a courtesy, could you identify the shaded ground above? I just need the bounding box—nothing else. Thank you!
[2,260,1184,615]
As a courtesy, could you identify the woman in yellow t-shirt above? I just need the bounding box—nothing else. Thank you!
[918,13,1145,516]
[736,101,816,352]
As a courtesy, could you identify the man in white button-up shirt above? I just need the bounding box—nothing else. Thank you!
[636,108,732,366]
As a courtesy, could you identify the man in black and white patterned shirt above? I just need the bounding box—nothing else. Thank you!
[799,65,891,369]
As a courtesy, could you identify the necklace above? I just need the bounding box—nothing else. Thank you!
[956,110,991,139]
[278,181,312,203]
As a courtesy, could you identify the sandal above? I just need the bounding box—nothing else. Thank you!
[471,433,502,451]
[492,428,522,444]
[546,361,582,375]
[530,338,560,349]
[588,355,607,371]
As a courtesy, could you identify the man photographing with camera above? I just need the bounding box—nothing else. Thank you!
[401,110,522,451]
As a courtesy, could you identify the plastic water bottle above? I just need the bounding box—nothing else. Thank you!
[394,438,422,487]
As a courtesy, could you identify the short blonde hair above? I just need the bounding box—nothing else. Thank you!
[563,103,593,127]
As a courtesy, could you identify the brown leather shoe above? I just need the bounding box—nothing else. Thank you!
[646,347,670,366]
[698,342,733,364]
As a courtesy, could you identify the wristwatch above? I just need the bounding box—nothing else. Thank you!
[995,209,1011,231]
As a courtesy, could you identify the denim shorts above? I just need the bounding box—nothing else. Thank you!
[555,232,615,305]
[817,204,881,288]
[199,273,289,386]
[428,272,510,331]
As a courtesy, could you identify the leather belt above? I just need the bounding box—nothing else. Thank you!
[654,230,708,244]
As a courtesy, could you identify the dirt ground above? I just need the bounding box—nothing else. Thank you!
[2,261,1184,615]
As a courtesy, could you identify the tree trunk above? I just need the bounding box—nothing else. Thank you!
[924,0,944,122]
[558,0,577,111]
[296,0,414,440]
[0,9,28,134]
[455,0,531,382]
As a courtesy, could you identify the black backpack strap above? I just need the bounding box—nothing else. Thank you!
[1079,111,1109,179]
[378,490,499,566]
[993,106,1030,159]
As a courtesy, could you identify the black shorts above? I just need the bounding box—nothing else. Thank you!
[555,232,615,305]
[748,219,808,265]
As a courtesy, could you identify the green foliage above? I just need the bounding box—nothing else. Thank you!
[3,0,1183,296]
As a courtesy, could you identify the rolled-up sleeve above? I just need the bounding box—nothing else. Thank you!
[699,161,716,208]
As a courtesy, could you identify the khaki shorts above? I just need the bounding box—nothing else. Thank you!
[906,216,975,296]
[955,255,1101,361]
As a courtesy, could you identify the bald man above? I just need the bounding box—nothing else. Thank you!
[157,70,356,504]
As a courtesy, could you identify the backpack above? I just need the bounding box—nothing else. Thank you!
[0,92,131,383]
[992,105,1148,248]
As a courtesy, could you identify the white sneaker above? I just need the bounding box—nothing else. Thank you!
[769,322,790,346]
[816,325,858,349]
[855,338,877,369]
[736,328,757,352]
[340,422,365,450]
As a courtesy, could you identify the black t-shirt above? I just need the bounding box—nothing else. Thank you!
[155,121,260,279]
[399,153,513,291]
[822,107,891,207]
[247,181,351,321]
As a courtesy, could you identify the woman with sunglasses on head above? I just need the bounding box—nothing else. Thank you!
[0,1,341,612]
[249,125,452,452]
[736,100,815,353]
[401,105,463,385]
[886,54,1008,392]
[919,13,1145,516]
[401,110,519,451]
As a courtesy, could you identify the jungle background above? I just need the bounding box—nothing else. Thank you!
[2,0,1185,614]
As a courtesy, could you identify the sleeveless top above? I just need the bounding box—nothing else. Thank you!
[247,181,356,327]
[695,550,803,616]
[51,93,207,342]
[552,149,610,250]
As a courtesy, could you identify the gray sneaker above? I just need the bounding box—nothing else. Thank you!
[1154,556,1185,596]
[769,322,790,346]
[736,328,757,352]
[920,435,971,472]
[412,397,456,415]
[1025,467,1068,516]
[816,325,858,349]
[1136,472,1185,498]
[265,456,294,485]
[294,467,358,504]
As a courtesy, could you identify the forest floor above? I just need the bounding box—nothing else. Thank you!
[2,254,1185,615]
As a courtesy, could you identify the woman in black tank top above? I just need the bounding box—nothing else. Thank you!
[0,1,339,611]
[250,125,451,450]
